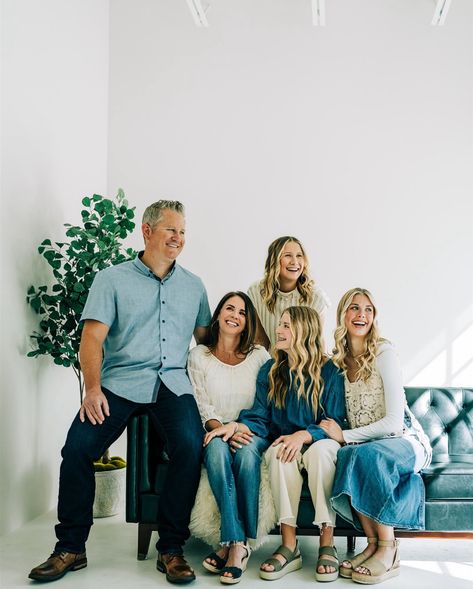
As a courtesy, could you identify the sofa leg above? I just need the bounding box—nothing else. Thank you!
[347,536,356,553]
[137,523,154,560]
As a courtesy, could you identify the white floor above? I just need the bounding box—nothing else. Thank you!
[1,510,472,589]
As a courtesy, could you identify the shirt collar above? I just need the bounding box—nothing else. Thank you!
[133,252,178,282]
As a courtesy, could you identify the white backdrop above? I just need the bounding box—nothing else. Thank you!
[1,0,110,535]
[109,0,473,385]
[1,0,472,535]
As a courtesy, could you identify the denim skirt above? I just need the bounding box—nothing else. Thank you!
[330,437,426,531]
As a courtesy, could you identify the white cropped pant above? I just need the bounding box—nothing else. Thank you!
[264,439,341,528]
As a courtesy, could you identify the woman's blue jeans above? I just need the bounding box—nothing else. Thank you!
[204,435,270,544]
[54,384,203,555]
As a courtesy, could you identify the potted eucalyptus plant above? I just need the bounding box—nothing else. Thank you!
[26,189,137,516]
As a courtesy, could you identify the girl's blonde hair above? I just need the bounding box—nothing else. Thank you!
[332,288,386,381]
[268,306,326,416]
[260,236,314,313]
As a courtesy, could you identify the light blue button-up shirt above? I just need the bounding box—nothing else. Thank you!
[81,255,211,402]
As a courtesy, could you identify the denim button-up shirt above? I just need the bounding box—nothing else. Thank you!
[238,359,346,442]
[81,255,211,402]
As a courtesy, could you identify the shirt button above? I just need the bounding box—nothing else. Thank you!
[162,319,165,323]
[163,338,166,342]
[162,301,166,304]
[163,356,167,360]
[159,371,163,376]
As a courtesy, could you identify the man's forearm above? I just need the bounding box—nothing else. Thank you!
[79,326,106,393]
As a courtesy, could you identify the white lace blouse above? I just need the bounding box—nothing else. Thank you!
[342,344,406,444]
[187,344,270,427]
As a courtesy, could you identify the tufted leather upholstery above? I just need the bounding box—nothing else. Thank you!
[403,387,473,532]
[405,388,473,463]
[126,387,473,558]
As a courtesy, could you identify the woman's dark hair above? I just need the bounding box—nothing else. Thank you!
[206,291,258,356]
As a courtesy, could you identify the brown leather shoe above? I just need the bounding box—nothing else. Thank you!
[28,551,87,582]
[157,553,196,584]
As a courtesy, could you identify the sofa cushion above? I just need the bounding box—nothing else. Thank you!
[422,461,473,500]
[425,501,473,531]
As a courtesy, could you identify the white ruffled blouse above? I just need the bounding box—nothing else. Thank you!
[187,344,270,427]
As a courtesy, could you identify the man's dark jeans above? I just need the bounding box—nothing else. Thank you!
[55,384,203,555]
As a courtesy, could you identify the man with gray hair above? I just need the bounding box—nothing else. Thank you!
[29,200,211,584]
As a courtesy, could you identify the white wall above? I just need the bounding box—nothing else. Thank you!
[0,0,110,535]
[108,0,473,386]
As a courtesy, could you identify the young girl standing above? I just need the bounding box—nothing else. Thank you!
[248,236,330,348]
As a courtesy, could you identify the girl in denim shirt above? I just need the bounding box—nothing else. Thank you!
[207,306,345,582]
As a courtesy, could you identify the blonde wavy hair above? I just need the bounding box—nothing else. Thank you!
[260,236,315,313]
[332,288,386,381]
[268,306,326,417]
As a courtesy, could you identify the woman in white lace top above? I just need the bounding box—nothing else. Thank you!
[320,288,431,585]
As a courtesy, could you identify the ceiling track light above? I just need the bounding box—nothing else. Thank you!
[431,0,452,26]
[312,0,326,26]
[186,0,209,27]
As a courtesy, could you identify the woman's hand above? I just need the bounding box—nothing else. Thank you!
[272,430,311,463]
[203,422,253,447]
[203,422,237,446]
[228,426,254,451]
[319,418,345,444]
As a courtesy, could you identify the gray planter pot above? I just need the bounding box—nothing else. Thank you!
[93,468,126,518]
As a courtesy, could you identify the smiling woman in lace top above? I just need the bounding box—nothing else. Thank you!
[320,287,432,585]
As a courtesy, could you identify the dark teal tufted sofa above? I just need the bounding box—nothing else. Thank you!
[126,387,473,559]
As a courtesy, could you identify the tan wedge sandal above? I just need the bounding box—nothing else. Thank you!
[339,537,377,579]
[351,539,400,585]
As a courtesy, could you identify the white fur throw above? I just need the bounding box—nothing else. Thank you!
[190,460,277,549]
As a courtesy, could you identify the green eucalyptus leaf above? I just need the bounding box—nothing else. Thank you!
[102,214,115,226]
[82,197,91,207]
[31,298,41,313]
[66,227,81,238]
